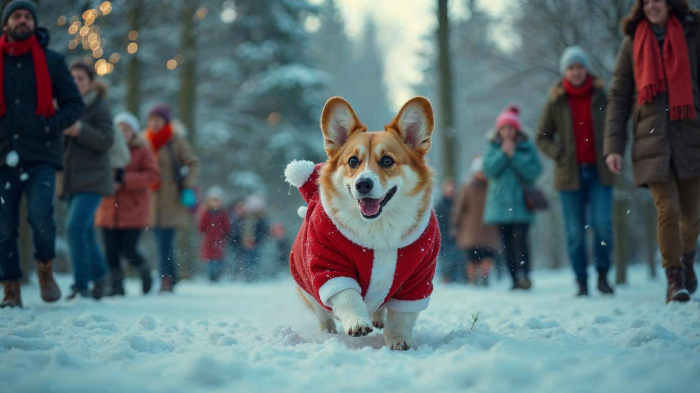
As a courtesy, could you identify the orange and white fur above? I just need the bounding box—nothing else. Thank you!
[286,97,437,350]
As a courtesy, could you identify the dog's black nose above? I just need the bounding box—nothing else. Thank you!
[355,178,373,194]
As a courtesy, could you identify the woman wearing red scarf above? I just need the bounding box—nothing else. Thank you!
[144,103,199,292]
[536,46,616,297]
[605,0,700,303]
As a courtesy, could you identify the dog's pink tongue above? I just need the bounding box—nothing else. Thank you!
[359,198,381,216]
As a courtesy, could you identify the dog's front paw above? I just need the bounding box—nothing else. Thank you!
[343,318,374,337]
[372,319,384,329]
[385,336,415,351]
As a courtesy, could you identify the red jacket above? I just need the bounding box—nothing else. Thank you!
[198,208,231,261]
[289,163,440,314]
[95,137,160,229]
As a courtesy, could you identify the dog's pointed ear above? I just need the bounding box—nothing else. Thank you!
[320,97,365,157]
[387,97,434,155]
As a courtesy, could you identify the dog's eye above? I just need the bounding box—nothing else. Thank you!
[380,156,394,167]
[348,156,359,168]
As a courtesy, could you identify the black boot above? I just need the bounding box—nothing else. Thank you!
[666,267,691,303]
[92,280,106,300]
[682,250,697,294]
[104,269,125,297]
[66,287,91,300]
[576,279,588,297]
[139,266,153,294]
[597,272,614,295]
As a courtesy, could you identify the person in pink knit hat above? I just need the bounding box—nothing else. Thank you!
[482,104,542,290]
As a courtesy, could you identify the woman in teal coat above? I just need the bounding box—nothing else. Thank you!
[483,105,542,290]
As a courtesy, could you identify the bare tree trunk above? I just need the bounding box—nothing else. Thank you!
[437,0,456,179]
[179,0,198,145]
[614,195,628,284]
[646,199,657,278]
[126,0,143,115]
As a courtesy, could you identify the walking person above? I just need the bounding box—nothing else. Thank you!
[436,178,463,282]
[95,112,159,296]
[240,194,268,282]
[605,0,700,303]
[62,61,114,300]
[145,103,199,292]
[483,105,543,290]
[450,156,500,286]
[536,46,616,297]
[197,186,230,282]
[0,0,83,307]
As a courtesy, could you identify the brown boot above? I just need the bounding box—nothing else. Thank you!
[36,260,61,302]
[666,267,691,303]
[1,281,22,308]
[159,276,174,293]
[682,251,697,294]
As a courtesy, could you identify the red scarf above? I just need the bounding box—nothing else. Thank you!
[563,76,596,164]
[145,123,173,190]
[0,34,55,117]
[634,15,695,121]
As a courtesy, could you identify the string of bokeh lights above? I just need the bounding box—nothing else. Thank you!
[59,1,209,76]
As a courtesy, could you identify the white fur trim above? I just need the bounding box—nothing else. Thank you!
[285,160,316,187]
[363,249,398,313]
[319,277,361,308]
[297,206,308,218]
[385,297,430,312]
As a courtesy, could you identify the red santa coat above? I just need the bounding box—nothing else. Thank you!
[198,208,231,261]
[288,162,440,313]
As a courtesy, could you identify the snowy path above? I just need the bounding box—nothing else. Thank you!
[1,265,699,393]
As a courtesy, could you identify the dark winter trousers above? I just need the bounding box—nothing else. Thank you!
[154,227,178,282]
[648,168,700,270]
[102,228,145,272]
[498,224,531,284]
[0,163,57,281]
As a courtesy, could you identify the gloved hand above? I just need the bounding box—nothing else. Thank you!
[180,188,197,209]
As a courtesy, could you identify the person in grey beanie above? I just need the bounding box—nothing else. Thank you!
[0,0,84,308]
[536,45,615,297]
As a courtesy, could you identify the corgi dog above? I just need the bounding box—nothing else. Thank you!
[284,96,441,350]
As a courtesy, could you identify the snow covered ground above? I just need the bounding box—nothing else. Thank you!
[2,265,699,393]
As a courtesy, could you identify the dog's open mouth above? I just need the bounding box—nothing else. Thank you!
[357,186,397,219]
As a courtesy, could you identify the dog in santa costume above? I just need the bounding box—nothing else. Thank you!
[284,96,441,350]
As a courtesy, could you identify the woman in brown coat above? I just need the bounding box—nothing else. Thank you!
[450,157,500,285]
[63,62,114,300]
[144,103,199,292]
[605,0,700,303]
[95,112,160,296]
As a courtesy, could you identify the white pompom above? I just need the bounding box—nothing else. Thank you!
[285,160,316,187]
[297,206,308,218]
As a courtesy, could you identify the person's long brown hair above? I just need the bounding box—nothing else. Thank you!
[622,0,692,36]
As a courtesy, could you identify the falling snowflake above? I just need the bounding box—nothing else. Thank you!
[19,173,28,181]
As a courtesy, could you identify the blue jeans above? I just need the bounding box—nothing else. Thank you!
[0,163,57,281]
[154,227,178,282]
[66,193,107,290]
[242,248,259,282]
[559,166,613,282]
[206,259,223,282]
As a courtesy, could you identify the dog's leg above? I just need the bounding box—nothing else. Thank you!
[384,310,418,350]
[329,289,373,337]
[296,286,336,333]
[371,306,386,329]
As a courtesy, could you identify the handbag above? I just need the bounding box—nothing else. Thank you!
[522,187,549,211]
[515,173,549,212]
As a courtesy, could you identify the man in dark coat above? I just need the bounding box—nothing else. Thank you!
[0,1,84,308]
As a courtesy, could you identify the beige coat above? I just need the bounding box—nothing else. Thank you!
[150,122,199,228]
[450,177,500,251]
[604,12,700,187]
